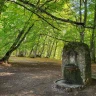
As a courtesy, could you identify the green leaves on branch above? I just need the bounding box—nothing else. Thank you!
[0,0,7,13]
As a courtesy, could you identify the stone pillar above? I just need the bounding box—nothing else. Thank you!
[62,42,91,85]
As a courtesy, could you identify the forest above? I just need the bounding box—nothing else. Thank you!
[0,0,96,63]
[0,0,96,96]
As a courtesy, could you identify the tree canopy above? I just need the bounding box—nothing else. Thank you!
[0,0,96,62]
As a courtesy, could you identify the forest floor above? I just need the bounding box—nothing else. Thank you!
[0,57,96,96]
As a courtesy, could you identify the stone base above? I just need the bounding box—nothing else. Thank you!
[55,79,84,92]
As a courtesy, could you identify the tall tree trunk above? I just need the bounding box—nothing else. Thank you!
[90,0,96,63]
[79,0,87,43]
[79,0,82,23]
[29,45,34,57]
[40,35,47,57]
[46,39,51,58]
[29,36,41,58]
[35,35,41,57]
[1,48,15,62]
[0,23,34,62]
[79,27,85,43]
[90,29,95,62]
[46,39,55,58]
[52,41,58,58]
[79,0,83,42]
[48,40,55,57]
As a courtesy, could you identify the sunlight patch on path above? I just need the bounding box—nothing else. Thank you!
[9,57,61,65]
[0,72,14,76]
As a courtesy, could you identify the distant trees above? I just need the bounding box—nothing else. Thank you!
[0,0,96,63]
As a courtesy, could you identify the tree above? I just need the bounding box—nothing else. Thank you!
[0,0,96,63]
[90,0,96,62]
[0,14,34,62]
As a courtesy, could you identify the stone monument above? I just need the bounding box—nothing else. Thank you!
[55,42,91,90]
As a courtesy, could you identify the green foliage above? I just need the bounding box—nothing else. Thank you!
[0,0,7,13]
[0,2,31,57]
[0,0,96,60]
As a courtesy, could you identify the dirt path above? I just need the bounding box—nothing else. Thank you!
[0,57,96,96]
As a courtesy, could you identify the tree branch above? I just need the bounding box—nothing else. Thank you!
[84,0,87,25]
[40,33,70,42]
[39,0,52,8]
[15,23,34,49]
[18,0,84,26]
[11,1,60,30]
[8,0,95,29]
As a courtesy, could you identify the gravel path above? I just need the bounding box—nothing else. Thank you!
[0,57,96,96]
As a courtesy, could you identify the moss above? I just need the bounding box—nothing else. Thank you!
[64,42,89,51]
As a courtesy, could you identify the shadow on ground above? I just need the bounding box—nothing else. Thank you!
[0,57,96,96]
